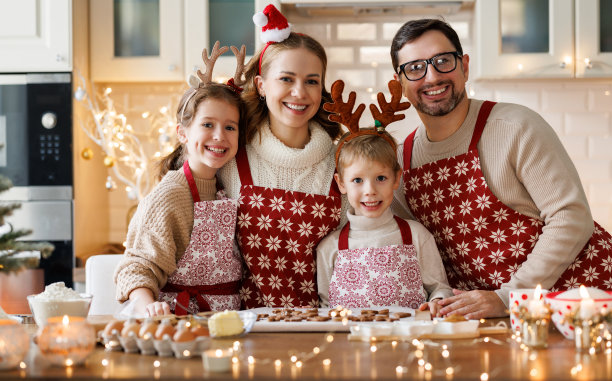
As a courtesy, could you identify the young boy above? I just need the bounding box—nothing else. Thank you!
[317,80,452,316]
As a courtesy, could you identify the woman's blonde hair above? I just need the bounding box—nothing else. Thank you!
[242,32,340,143]
[336,132,401,180]
[157,83,246,180]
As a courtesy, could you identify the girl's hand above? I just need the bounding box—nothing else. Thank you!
[128,288,171,317]
[144,301,172,317]
[418,299,442,317]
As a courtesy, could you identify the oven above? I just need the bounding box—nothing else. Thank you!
[0,73,74,288]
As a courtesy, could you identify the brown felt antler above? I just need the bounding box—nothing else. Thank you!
[230,45,247,88]
[197,41,230,84]
[369,80,411,128]
[323,80,366,133]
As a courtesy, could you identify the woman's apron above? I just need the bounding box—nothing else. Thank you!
[329,216,427,309]
[159,161,242,315]
[235,147,342,308]
[403,101,612,291]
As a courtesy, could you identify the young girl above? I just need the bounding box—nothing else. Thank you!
[114,43,247,317]
[217,4,348,308]
[317,80,452,316]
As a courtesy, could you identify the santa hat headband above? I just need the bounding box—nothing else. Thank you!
[253,4,292,75]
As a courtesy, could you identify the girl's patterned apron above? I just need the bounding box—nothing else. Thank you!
[329,216,427,309]
[235,146,342,308]
[403,101,612,292]
[159,161,242,315]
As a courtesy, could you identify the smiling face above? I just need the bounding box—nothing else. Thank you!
[335,158,401,218]
[394,30,469,117]
[255,47,323,135]
[177,98,239,179]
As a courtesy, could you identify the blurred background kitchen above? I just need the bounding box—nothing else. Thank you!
[0,0,611,312]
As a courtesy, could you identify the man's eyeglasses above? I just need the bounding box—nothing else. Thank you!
[397,51,463,81]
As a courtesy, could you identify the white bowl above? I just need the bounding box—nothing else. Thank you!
[392,321,434,337]
[545,289,612,340]
[27,293,92,326]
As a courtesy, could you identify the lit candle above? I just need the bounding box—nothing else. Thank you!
[202,348,232,373]
[528,285,545,317]
[579,285,596,320]
[37,315,96,367]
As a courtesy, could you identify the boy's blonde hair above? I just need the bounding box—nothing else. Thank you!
[336,132,401,180]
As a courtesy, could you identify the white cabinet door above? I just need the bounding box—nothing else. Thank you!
[575,0,612,77]
[0,0,72,72]
[90,0,183,82]
[474,0,574,79]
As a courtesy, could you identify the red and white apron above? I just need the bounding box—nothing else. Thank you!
[403,101,612,292]
[235,147,342,308]
[159,161,242,315]
[329,216,427,309]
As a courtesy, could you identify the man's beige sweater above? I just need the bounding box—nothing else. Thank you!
[392,99,594,307]
[114,169,217,302]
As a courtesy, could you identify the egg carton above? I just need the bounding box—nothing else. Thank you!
[99,329,210,358]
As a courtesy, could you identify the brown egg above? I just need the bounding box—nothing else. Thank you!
[155,320,176,340]
[191,325,209,337]
[173,321,195,342]
[120,318,141,338]
[103,320,125,337]
[139,318,158,339]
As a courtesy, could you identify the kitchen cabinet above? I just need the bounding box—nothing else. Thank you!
[474,0,612,79]
[0,0,72,72]
[90,0,257,82]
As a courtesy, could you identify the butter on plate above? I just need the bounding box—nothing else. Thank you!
[208,310,244,337]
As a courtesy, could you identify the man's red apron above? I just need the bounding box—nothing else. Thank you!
[403,101,612,291]
[329,216,426,308]
[235,147,342,308]
[159,161,242,315]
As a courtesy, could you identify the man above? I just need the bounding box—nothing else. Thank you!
[390,19,612,319]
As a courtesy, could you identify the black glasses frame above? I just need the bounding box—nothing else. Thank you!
[397,51,463,81]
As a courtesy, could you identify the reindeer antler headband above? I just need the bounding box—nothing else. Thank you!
[323,80,411,166]
[180,41,246,120]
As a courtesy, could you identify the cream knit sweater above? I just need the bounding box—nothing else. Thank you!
[392,99,594,307]
[114,169,217,302]
[217,121,349,224]
[317,208,453,307]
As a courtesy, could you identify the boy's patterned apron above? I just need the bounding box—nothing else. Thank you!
[159,161,242,315]
[403,101,612,291]
[235,147,342,308]
[329,216,426,308]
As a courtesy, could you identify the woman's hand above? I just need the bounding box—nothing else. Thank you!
[128,288,171,317]
[418,298,442,317]
[438,289,508,319]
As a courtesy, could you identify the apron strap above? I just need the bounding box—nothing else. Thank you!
[468,101,496,151]
[235,146,254,186]
[403,129,417,170]
[183,160,201,203]
[338,216,413,251]
[394,216,413,245]
[161,280,241,315]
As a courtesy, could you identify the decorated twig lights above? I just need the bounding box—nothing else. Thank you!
[510,285,553,348]
[74,72,177,202]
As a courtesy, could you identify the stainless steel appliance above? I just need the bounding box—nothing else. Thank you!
[0,73,73,287]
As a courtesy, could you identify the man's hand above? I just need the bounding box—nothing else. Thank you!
[438,289,508,319]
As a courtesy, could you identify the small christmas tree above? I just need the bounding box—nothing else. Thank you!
[0,175,54,274]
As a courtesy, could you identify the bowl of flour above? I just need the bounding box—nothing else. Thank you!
[27,282,93,326]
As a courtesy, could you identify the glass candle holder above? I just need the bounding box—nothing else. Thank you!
[202,348,233,372]
[37,315,96,366]
[520,317,550,348]
[0,319,30,370]
[575,320,605,353]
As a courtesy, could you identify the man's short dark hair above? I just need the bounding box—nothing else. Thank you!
[390,19,463,73]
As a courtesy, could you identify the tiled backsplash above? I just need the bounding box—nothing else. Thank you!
[103,14,612,242]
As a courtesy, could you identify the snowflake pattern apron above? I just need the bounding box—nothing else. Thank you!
[403,101,612,292]
[235,146,342,308]
[329,216,427,309]
[159,161,242,315]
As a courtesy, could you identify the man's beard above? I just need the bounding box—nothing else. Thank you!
[415,82,466,117]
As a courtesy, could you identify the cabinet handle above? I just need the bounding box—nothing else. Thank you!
[168,64,177,71]
[584,58,593,70]
[55,54,64,62]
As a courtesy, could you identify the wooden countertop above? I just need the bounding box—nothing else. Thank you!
[2,318,610,380]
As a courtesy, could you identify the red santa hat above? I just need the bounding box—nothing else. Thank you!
[253,4,291,44]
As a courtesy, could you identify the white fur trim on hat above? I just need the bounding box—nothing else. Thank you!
[260,26,291,44]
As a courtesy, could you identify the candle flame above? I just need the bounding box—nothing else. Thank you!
[216,349,223,357]
[62,315,70,326]
[533,284,542,300]
[579,285,591,299]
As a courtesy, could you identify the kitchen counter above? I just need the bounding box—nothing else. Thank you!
[1,318,610,380]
